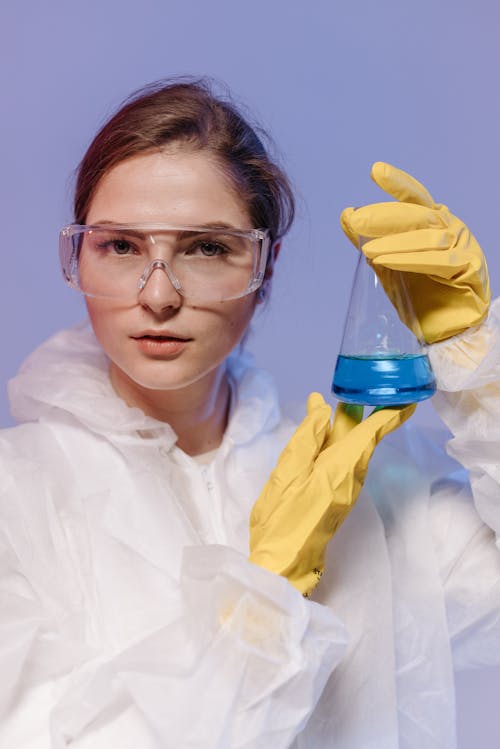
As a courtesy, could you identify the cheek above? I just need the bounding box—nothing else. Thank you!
[208,298,257,344]
[85,300,124,355]
[86,300,109,330]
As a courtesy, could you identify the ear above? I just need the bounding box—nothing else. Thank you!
[256,240,282,305]
[264,240,281,282]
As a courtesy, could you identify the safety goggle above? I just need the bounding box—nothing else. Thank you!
[59,223,271,303]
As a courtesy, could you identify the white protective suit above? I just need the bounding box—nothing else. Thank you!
[1,299,500,749]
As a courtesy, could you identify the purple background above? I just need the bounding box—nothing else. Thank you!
[2,1,499,744]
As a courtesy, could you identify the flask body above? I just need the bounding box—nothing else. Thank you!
[332,250,436,406]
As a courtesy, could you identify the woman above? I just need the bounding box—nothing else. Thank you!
[1,79,499,748]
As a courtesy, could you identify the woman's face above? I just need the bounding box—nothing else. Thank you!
[84,148,259,400]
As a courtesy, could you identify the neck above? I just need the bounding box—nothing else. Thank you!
[110,363,231,456]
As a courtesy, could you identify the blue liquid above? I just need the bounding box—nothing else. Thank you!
[332,353,436,406]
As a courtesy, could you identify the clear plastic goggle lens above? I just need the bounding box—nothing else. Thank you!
[59,225,270,302]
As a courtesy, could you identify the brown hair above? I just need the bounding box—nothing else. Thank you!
[74,78,295,244]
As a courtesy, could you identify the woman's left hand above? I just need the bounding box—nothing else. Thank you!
[249,393,415,598]
[340,162,491,344]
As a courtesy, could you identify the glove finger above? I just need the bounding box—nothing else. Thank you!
[271,394,332,489]
[317,403,416,480]
[325,402,364,447]
[372,251,470,280]
[340,206,360,247]
[306,391,328,413]
[362,402,416,442]
[349,402,417,448]
[363,228,465,279]
[371,162,437,208]
[362,228,454,260]
[347,202,446,240]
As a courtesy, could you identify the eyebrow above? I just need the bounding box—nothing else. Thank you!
[91,220,245,231]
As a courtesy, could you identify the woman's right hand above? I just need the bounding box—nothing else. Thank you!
[249,393,415,597]
[340,162,490,343]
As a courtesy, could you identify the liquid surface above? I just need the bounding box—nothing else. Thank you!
[332,353,436,406]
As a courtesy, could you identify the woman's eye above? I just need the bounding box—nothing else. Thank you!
[98,239,135,255]
[195,241,228,257]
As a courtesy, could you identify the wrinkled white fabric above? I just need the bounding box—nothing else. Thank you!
[1,301,500,748]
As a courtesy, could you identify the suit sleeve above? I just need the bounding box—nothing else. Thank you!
[0,456,348,748]
[427,297,500,669]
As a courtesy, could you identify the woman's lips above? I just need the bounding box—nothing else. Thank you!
[132,334,191,357]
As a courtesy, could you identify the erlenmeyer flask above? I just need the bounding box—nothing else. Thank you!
[332,244,436,406]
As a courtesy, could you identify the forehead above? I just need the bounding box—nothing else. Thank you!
[85,148,252,228]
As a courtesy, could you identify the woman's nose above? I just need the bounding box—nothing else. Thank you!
[138,262,183,314]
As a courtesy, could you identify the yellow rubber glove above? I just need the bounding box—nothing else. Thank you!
[249,393,416,597]
[340,162,490,344]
